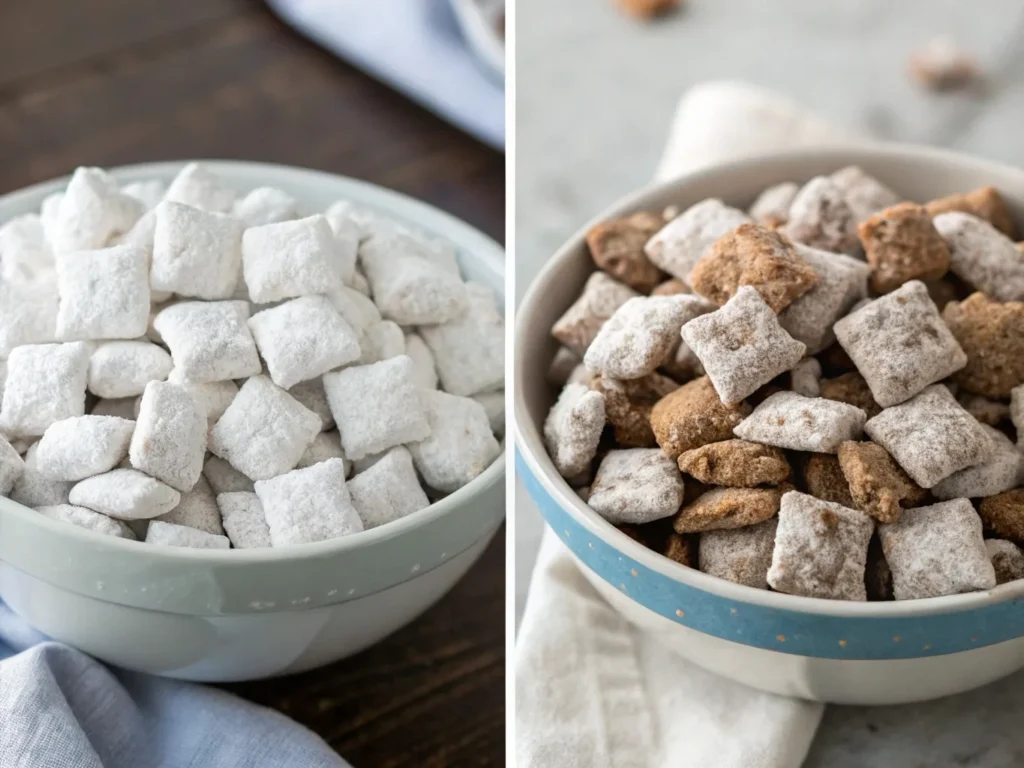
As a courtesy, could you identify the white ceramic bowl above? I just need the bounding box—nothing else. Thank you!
[515,144,1024,705]
[0,160,505,682]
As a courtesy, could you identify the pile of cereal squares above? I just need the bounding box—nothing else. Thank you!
[0,163,502,550]
[544,166,1024,601]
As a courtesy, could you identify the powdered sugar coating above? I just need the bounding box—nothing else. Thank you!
[0,342,90,438]
[0,436,25,495]
[933,212,1024,301]
[209,375,321,481]
[233,186,299,227]
[69,468,180,520]
[248,296,361,389]
[834,280,966,407]
[203,455,254,495]
[587,448,685,525]
[681,286,806,405]
[163,163,235,213]
[10,443,72,507]
[420,283,503,396]
[829,165,902,223]
[323,356,430,461]
[767,490,874,601]
[472,391,505,439]
[986,539,1024,584]
[37,504,135,539]
[0,214,54,287]
[88,341,172,399]
[348,446,429,529]
[865,385,994,488]
[167,371,238,429]
[734,391,866,453]
[778,244,870,354]
[35,415,134,481]
[879,498,995,600]
[146,520,230,549]
[790,357,822,397]
[356,320,405,365]
[699,518,777,589]
[242,215,346,303]
[644,199,752,283]
[50,167,144,253]
[55,245,150,340]
[585,295,704,380]
[254,458,363,546]
[153,301,261,383]
[0,279,59,357]
[130,381,206,492]
[405,333,439,390]
[408,390,501,492]
[784,176,860,256]
[543,382,606,478]
[551,272,639,356]
[151,201,243,299]
[153,474,223,535]
[932,425,1024,500]
[120,179,166,211]
[217,491,271,548]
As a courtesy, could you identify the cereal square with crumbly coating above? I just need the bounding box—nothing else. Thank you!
[672,486,783,533]
[784,176,860,256]
[690,223,817,312]
[800,453,855,508]
[699,518,777,589]
[682,286,806,405]
[926,186,1018,239]
[986,539,1024,584]
[943,292,1024,398]
[767,490,873,601]
[879,498,995,600]
[551,272,638,356]
[864,384,993,488]
[834,280,966,407]
[644,199,751,283]
[820,371,881,418]
[677,439,790,487]
[650,376,751,459]
[859,202,950,294]
[588,448,685,525]
[836,441,925,523]
[586,212,666,292]
[590,373,677,448]
[933,212,1024,302]
[979,489,1024,543]
[734,391,866,453]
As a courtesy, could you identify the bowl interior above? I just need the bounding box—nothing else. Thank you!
[515,143,1024,619]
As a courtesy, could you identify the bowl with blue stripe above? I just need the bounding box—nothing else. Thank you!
[514,145,1024,705]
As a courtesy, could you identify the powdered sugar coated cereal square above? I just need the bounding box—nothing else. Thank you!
[543,382,605,478]
[203,454,254,494]
[254,458,363,546]
[233,187,299,228]
[644,199,751,283]
[242,215,346,303]
[50,167,144,253]
[146,520,230,549]
[0,280,59,358]
[55,245,150,340]
[0,342,90,438]
[163,163,235,213]
[588,448,685,525]
[151,201,243,299]
[355,320,404,365]
[0,436,25,495]
[407,390,500,492]
[120,179,166,211]
[69,468,180,520]
[551,272,638,356]
[35,415,135,481]
[296,431,349,475]
[931,425,1024,500]
[130,381,206,492]
[734,391,866,454]
[217,491,271,548]
[153,301,261,383]
[10,443,72,507]
[88,341,172,399]
[404,333,438,390]
[154,474,223,535]
[37,504,135,539]
[420,283,503,396]
[347,447,429,529]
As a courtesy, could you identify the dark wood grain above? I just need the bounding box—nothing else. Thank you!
[0,1,505,764]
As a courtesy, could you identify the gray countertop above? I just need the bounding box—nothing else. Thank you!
[515,1,1024,764]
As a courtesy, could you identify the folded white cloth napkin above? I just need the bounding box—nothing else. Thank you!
[516,80,861,768]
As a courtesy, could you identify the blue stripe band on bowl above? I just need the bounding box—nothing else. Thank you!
[517,450,1024,660]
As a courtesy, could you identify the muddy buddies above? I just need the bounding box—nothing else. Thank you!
[0,163,503,549]
[543,167,1024,601]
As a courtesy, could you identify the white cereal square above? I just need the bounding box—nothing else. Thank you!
[932,425,1024,500]
[325,285,381,336]
[10,443,72,507]
[933,212,1024,302]
[0,214,54,286]
[69,468,180,520]
[168,370,238,427]
[699,519,778,589]
[163,163,235,213]
[472,391,505,439]
[146,520,230,549]
[356,320,405,365]
[645,199,751,283]
[51,167,145,253]
[88,341,172,399]
[543,382,605,479]
[37,504,135,539]
[734,391,866,453]
[407,390,500,492]
[347,447,429,529]
[35,415,135,481]
[217,491,271,548]
[247,296,361,389]
[323,356,430,461]
[130,381,206,492]
[0,435,25,495]
[153,301,261,383]
[120,179,166,210]
[151,201,243,299]
[588,448,685,525]
[203,454,254,494]
[233,187,299,227]
[154,475,223,535]
[0,342,90,437]
[55,245,150,341]
[254,458,363,546]
[209,375,321,480]
[241,215,346,303]
[420,283,503,396]
[404,333,438,390]
[0,278,59,358]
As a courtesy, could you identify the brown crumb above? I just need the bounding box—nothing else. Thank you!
[651,278,691,296]
[908,37,980,92]
[663,532,696,567]
[943,292,1024,398]
[672,486,783,533]
[926,186,1018,239]
[677,439,791,487]
[591,373,678,447]
[979,490,1024,544]
[820,371,882,418]
[858,202,950,293]
[586,212,667,293]
[690,224,818,313]
[800,453,855,508]
[650,376,751,459]
[614,0,681,19]
[837,441,926,523]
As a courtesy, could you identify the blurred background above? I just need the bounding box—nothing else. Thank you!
[0,1,504,764]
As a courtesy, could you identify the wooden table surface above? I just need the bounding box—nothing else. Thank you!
[0,1,506,765]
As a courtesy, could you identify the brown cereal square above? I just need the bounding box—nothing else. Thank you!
[836,440,926,524]
[979,489,1024,544]
[663,531,696,567]
[926,186,1018,239]
[820,371,882,418]
[689,223,818,313]
[672,486,783,533]
[858,202,950,293]
[800,453,856,508]
[943,292,1024,398]
[586,212,667,293]
[650,376,751,459]
[677,439,790,487]
[591,373,678,448]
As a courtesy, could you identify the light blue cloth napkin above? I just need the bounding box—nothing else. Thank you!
[266,0,505,150]
[0,604,350,768]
